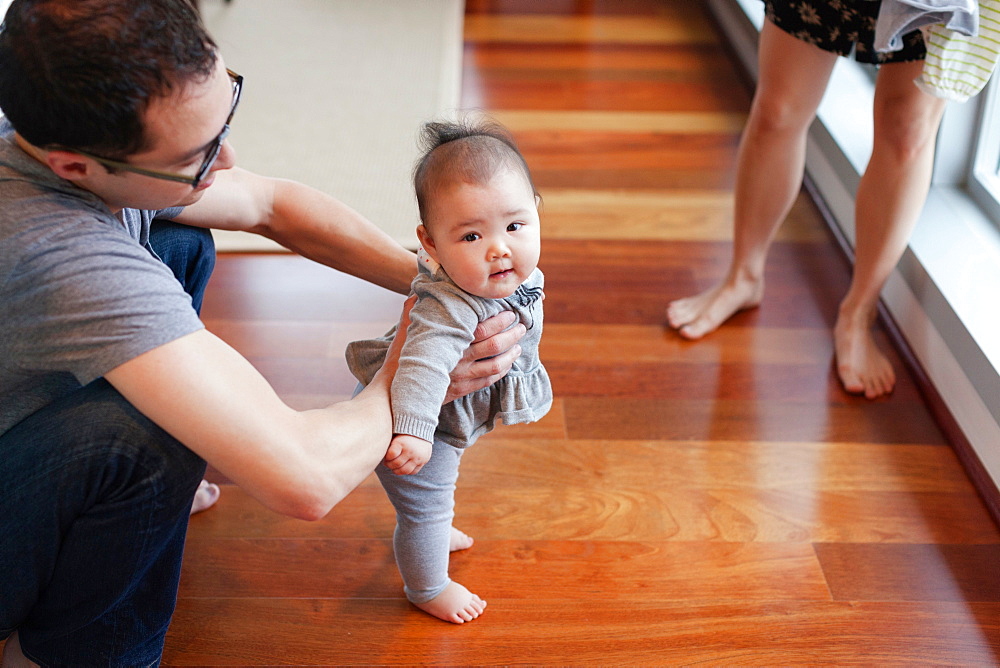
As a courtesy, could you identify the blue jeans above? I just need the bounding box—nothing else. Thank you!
[0,222,215,666]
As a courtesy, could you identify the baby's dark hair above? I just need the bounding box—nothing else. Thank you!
[413,117,538,225]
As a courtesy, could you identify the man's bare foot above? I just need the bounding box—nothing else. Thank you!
[190,480,221,515]
[450,527,474,552]
[414,582,487,623]
[666,277,763,339]
[2,632,39,668]
[834,312,895,399]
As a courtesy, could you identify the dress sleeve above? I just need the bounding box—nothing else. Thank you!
[390,279,483,441]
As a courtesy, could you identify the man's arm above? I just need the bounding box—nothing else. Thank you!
[174,167,417,294]
[105,325,402,520]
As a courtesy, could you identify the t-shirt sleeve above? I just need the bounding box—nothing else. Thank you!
[5,218,204,385]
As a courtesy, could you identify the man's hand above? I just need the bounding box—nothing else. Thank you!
[445,311,526,403]
[384,433,433,475]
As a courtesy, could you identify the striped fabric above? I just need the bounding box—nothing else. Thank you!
[916,0,1000,101]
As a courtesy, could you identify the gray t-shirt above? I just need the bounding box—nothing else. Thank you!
[0,119,204,436]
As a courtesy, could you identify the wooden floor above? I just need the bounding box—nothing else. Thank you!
[160,1,1000,664]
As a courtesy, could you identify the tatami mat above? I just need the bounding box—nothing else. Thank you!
[199,0,464,251]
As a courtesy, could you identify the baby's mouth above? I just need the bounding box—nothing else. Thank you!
[490,268,514,279]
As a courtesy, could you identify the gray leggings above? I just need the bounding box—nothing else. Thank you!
[376,439,464,604]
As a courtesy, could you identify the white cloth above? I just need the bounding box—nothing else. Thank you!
[915,0,1000,100]
[875,0,979,52]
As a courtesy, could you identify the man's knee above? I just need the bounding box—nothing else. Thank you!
[2,379,206,513]
[75,379,206,501]
[148,220,216,312]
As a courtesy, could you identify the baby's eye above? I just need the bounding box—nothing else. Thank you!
[507,222,523,232]
[462,233,480,242]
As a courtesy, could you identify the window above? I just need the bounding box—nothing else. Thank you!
[970,76,1000,226]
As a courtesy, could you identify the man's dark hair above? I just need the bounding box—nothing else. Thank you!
[413,116,539,225]
[0,0,218,158]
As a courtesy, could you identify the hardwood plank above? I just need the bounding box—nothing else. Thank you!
[179,538,829,600]
[815,543,1000,601]
[539,189,826,242]
[462,15,717,45]
[464,439,983,493]
[452,488,1000,544]
[162,599,1000,666]
[465,0,698,18]
[533,166,740,190]
[492,109,749,133]
[563,397,949,444]
[545,359,923,403]
[542,323,831,366]
[465,42,743,73]
[463,77,751,112]
[518,131,742,175]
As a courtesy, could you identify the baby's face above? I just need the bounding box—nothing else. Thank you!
[418,169,540,299]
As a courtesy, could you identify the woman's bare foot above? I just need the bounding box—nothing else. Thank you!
[450,527,474,552]
[414,582,487,624]
[190,480,221,515]
[666,276,764,339]
[834,310,895,399]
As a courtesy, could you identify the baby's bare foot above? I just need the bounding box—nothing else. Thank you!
[414,582,487,624]
[450,527,474,552]
[666,277,763,339]
[834,314,895,399]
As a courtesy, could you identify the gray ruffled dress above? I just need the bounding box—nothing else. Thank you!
[346,252,552,448]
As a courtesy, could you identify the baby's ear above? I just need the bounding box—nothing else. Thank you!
[416,224,440,261]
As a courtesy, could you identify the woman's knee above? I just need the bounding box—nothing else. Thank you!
[873,87,946,162]
[746,91,815,141]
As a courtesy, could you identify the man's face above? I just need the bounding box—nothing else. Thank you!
[87,59,238,211]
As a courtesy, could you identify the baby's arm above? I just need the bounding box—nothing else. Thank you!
[384,433,433,475]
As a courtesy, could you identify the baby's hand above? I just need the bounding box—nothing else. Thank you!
[384,434,432,475]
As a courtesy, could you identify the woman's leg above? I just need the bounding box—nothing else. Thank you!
[0,380,206,666]
[376,440,485,623]
[835,59,947,398]
[666,21,839,338]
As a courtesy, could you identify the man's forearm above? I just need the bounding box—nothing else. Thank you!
[106,329,394,521]
[262,179,416,294]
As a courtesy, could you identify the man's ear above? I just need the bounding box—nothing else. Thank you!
[45,150,98,182]
[416,224,440,263]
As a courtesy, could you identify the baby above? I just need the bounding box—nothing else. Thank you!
[346,117,551,623]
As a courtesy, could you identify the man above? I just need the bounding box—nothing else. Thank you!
[0,0,524,664]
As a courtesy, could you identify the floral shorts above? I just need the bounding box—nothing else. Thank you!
[763,0,926,64]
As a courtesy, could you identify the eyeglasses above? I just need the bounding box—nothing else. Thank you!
[53,69,243,188]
